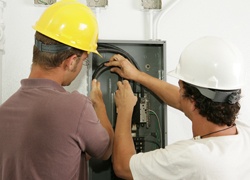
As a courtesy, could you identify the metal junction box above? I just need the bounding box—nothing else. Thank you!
[88,40,167,180]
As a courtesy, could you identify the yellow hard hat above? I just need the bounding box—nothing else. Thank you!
[33,0,100,56]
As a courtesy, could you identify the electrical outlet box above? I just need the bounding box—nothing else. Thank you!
[34,0,56,6]
[86,0,108,7]
[88,40,167,180]
[141,0,162,9]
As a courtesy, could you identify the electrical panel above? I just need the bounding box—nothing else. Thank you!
[88,40,167,180]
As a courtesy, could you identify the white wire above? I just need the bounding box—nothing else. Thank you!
[148,109,163,147]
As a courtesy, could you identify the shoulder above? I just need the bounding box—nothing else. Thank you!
[129,140,202,179]
[53,90,94,118]
[235,120,250,138]
[62,91,92,106]
[131,139,198,164]
[236,120,250,129]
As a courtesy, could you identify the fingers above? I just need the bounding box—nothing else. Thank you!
[92,79,97,89]
[117,80,130,89]
[91,79,96,89]
[110,54,123,62]
[105,54,126,67]
[105,60,120,67]
[92,79,101,90]
[115,80,138,110]
[110,67,122,74]
[90,79,103,105]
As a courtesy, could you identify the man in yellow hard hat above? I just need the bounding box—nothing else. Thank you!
[0,0,113,179]
[106,36,250,179]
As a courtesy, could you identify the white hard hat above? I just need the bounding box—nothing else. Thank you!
[168,36,245,90]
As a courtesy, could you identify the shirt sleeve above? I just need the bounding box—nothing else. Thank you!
[130,148,181,180]
[76,98,110,159]
[129,141,195,180]
[130,137,249,180]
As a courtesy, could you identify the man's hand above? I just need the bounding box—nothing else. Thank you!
[115,80,137,114]
[113,80,137,179]
[105,54,141,81]
[90,79,104,107]
[90,79,114,160]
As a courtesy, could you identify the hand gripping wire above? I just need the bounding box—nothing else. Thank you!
[92,43,145,97]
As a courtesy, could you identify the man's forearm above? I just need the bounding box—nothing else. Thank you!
[93,103,114,160]
[113,108,135,180]
[134,71,182,110]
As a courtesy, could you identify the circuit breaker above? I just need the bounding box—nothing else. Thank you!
[88,40,167,180]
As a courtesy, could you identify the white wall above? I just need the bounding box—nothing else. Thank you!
[0,0,6,103]
[0,56,2,102]
[2,0,250,145]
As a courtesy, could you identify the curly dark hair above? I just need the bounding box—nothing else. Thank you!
[182,81,241,126]
[32,32,85,70]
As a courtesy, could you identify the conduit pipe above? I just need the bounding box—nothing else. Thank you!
[148,9,155,40]
[153,0,182,40]
[93,7,101,24]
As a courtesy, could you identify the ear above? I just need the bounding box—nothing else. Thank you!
[63,54,78,71]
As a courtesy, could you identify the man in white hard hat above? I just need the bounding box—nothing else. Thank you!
[105,36,250,179]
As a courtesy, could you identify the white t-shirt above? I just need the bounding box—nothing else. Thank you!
[130,121,250,180]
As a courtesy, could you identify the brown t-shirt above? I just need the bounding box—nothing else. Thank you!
[0,78,109,180]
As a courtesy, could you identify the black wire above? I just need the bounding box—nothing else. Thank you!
[92,44,145,97]
[98,44,140,70]
[92,61,111,79]
[98,44,144,96]
[92,61,123,81]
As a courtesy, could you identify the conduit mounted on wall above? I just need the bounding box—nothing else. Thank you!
[141,0,162,40]
[141,0,182,40]
[153,0,182,40]
[86,0,108,27]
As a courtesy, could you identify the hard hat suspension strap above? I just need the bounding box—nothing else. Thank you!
[193,85,241,104]
[35,39,71,53]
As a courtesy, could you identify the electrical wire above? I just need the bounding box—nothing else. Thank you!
[98,43,140,70]
[92,43,145,96]
[92,43,165,148]
[148,109,163,147]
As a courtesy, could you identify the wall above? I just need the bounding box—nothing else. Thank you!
[0,0,5,103]
[0,53,1,102]
[2,0,250,144]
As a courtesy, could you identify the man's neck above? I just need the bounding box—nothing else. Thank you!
[28,64,63,85]
[192,117,237,139]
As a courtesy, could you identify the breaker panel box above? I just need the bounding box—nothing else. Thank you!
[88,40,167,180]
